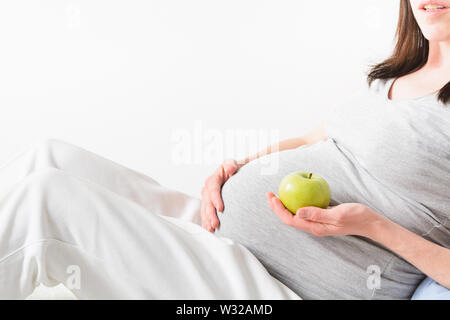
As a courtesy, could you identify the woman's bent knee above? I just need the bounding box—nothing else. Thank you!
[32,138,86,172]
[34,138,72,155]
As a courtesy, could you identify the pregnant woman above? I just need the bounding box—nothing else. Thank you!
[0,0,449,299]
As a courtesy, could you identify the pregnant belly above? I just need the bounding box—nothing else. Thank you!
[214,140,420,299]
[216,140,351,239]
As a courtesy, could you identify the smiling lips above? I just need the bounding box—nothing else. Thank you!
[420,2,448,11]
[424,4,445,9]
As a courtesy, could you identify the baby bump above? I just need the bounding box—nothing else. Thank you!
[216,139,352,241]
[214,140,412,299]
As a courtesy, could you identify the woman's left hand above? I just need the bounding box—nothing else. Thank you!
[266,192,382,238]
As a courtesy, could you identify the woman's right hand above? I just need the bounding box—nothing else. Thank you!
[201,159,239,232]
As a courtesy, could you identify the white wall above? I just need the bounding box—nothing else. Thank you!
[0,0,399,198]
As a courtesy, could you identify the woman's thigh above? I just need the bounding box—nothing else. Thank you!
[0,139,201,222]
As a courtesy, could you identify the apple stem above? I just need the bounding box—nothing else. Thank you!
[308,173,312,179]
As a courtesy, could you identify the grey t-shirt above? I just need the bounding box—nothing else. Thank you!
[215,79,450,299]
[326,79,450,229]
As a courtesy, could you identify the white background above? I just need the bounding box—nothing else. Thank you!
[0,0,398,198]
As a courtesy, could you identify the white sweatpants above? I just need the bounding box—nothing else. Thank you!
[0,139,299,299]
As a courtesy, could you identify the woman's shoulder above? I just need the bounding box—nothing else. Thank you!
[368,78,394,97]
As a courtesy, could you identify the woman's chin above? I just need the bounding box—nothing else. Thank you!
[420,28,450,42]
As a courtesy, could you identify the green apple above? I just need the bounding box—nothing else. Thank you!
[278,171,331,214]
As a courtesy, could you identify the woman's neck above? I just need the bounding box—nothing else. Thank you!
[426,40,450,69]
[388,40,450,101]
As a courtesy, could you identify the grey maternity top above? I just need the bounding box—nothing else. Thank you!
[215,79,450,299]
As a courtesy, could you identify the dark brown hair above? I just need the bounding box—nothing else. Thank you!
[367,0,449,104]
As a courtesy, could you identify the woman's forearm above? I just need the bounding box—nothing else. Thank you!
[370,216,450,289]
[237,122,327,168]
[237,137,309,168]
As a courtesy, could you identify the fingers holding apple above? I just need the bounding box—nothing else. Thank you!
[266,192,296,225]
[267,172,380,238]
[267,171,335,234]
[266,192,332,234]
